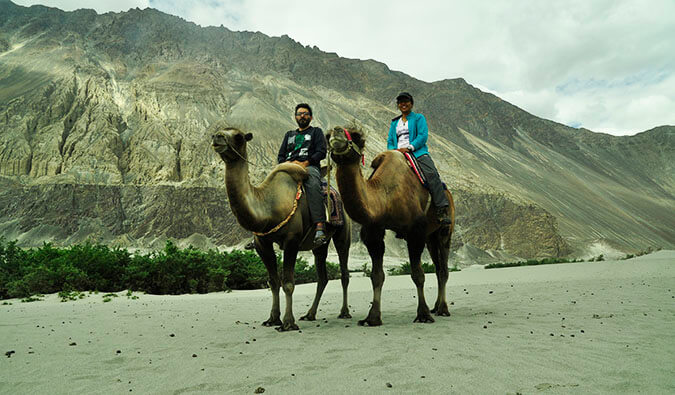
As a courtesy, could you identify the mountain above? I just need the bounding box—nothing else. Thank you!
[1,1,673,262]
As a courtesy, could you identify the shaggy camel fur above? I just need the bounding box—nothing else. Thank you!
[211,125,352,331]
[327,126,454,326]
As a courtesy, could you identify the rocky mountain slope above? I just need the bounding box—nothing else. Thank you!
[1,1,673,261]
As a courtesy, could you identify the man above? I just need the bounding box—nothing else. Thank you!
[277,103,328,245]
[387,92,452,225]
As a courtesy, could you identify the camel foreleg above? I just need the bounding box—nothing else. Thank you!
[358,226,385,327]
[408,222,434,323]
[277,247,299,331]
[333,221,352,319]
[427,227,451,316]
[257,239,282,327]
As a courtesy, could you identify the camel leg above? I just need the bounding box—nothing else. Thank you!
[407,219,434,323]
[300,242,329,321]
[358,226,385,327]
[277,247,300,332]
[333,221,352,319]
[427,227,451,316]
[257,238,282,327]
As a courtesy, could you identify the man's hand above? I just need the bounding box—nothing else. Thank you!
[396,148,411,154]
[291,160,310,168]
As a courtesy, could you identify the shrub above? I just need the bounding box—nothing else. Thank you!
[126,241,231,294]
[0,238,344,299]
[388,262,436,276]
[292,256,341,284]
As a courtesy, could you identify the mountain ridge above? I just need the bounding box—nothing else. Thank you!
[1,1,673,261]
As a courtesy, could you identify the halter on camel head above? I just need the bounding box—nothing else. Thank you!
[329,127,365,165]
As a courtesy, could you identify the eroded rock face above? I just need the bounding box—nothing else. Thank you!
[0,2,673,257]
[0,181,248,248]
[453,190,571,258]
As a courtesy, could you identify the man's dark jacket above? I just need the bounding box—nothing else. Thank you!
[277,126,326,166]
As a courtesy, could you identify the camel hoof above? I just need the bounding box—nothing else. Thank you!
[413,314,435,323]
[432,304,451,316]
[262,318,282,327]
[338,312,352,319]
[275,322,300,332]
[299,313,316,321]
[358,318,382,327]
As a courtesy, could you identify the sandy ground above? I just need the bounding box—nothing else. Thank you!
[1,251,674,394]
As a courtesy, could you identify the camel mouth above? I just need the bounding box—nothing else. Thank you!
[211,133,231,153]
[211,141,228,153]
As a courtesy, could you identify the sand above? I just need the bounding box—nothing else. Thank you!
[1,251,674,394]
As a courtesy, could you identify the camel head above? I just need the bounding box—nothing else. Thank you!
[327,125,366,164]
[211,124,253,163]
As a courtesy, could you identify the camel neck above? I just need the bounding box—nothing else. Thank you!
[335,161,383,225]
[224,160,269,232]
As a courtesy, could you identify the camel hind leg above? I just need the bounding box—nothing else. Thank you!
[300,242,330,321]
[332,219,352,319]
[408,217,434,323]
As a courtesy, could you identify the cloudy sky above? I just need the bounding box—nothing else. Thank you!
[13,0,675,135]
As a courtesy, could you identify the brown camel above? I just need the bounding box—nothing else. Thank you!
[327,126,454,326]
[211,124,352,331]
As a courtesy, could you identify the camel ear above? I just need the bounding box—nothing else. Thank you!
[245,133,253,141]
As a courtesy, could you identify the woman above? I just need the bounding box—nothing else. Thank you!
[387,92,451,225]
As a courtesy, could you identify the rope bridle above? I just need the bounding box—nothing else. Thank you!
[225,139,257,166]
[252,182,303,236]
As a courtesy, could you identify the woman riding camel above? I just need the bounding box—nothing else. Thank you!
[387,92,452,225]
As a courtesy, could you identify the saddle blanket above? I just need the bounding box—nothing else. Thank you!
[301,182,345,226]
[322,184,345,226]
[403,152,428,188]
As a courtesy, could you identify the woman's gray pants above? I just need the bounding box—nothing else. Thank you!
[416,154,449,209]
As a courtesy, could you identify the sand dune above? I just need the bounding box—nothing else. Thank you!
[2,251,674,394]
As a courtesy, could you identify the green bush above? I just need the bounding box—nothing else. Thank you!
[388,262,436,276]
[223,249,268,290]
[0,238,342,299]
[292,256,341,284]
[485,256,584,269]
[126,241,230,294]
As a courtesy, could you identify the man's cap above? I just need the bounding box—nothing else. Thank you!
[396,92,413,103]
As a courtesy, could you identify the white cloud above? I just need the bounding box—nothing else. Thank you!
[10,0,675,135]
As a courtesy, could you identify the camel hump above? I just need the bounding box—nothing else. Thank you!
[267,162,309,184]
[371,150,403,170]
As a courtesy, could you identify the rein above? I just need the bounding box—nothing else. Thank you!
[225,140,257,166]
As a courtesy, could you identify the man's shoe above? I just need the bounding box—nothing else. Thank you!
[313,229,327,246]
[244,239,256,250]
[436,207,452,226]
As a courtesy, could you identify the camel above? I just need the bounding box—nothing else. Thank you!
[211,124,352,331]
[327,126,454,326]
